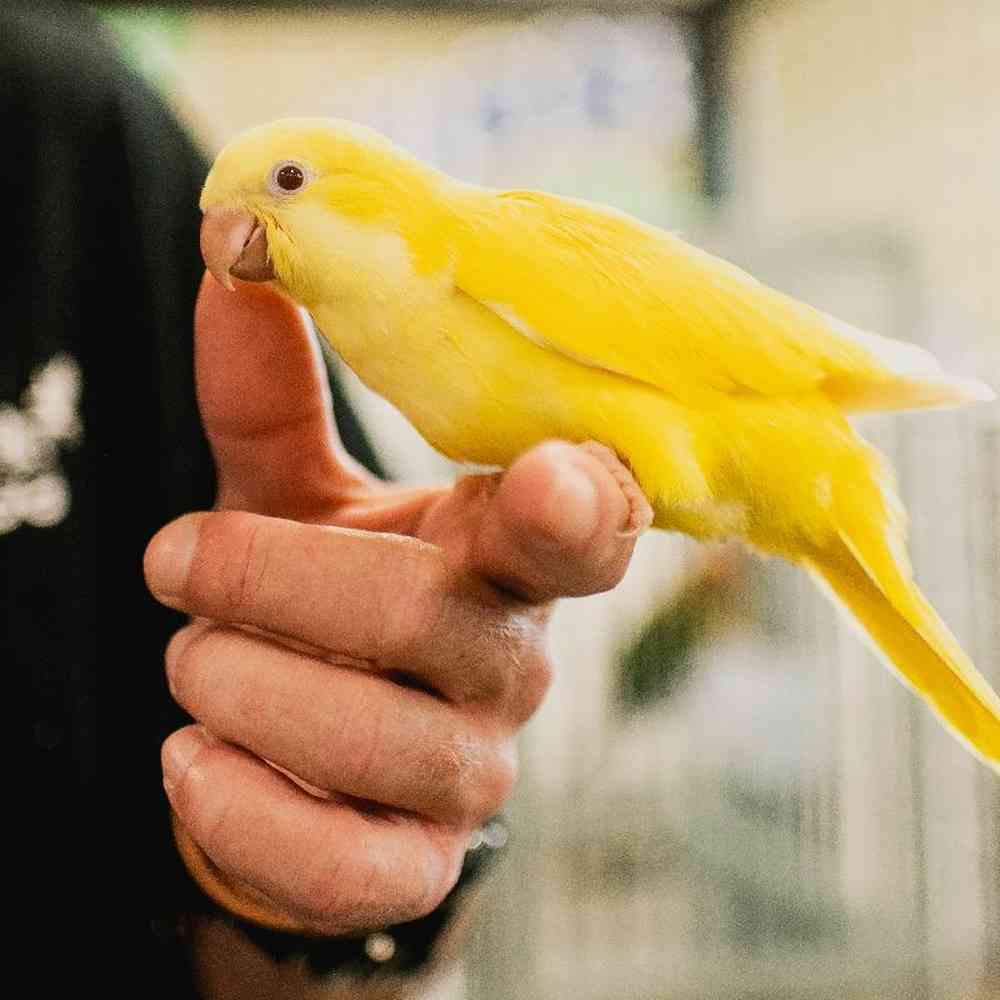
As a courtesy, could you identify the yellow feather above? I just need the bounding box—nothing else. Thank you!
[201,118,1000,773]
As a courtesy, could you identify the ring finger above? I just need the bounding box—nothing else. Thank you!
[166,622,517,829]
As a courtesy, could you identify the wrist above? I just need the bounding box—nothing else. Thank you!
[171,808,508,979]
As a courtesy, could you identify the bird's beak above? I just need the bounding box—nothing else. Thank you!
[200,207,276,290]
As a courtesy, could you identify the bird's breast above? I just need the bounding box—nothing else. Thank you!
[285,206,453,384]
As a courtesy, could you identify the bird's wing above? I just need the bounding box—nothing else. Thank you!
[453,189,991,411]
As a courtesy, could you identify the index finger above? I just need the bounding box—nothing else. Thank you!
[144,510,545,706]
[195,273,373,518]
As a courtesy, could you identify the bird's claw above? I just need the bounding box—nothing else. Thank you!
[577,441,654,537]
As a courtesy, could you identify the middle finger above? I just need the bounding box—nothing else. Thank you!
[165,622,518,829]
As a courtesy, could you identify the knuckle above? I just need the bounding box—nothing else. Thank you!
[379,542,450,665]
[470,610,550,715]
[478,741,518,818]
[507,644,554,725]
[189,512,275,616]
[422,730,477,797]
[476,613,527,703]
[226,517,275,614]
[430,733,517,827]
[329,689,388,792]
[444,602,531,707]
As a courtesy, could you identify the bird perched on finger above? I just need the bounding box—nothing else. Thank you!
[199,117,1000,773]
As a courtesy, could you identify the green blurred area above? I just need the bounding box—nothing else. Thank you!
[98,6,187,88]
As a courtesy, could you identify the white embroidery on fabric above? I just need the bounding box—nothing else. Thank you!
[0,354,83,534]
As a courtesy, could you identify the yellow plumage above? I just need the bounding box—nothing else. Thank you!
[200,117,1000,772]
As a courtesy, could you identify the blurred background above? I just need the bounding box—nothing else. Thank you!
[99,2,999,997]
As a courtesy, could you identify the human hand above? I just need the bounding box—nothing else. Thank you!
[143,276,651,936]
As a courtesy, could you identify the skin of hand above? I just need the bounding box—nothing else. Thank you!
[143,274,651,937]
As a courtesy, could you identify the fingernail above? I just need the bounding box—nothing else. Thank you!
[165,625,201,698]
[162,727,210,795]
[618,497,654,539]
[539,457,600,548]
[146,514,202,607]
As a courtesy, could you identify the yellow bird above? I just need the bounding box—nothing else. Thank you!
[199,117,999,773]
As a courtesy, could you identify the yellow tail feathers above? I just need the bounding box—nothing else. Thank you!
[806,550,1000,773]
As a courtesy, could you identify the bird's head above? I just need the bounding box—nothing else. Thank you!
[199,118,447,304]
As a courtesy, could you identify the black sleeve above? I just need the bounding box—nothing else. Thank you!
[2,5,378,994]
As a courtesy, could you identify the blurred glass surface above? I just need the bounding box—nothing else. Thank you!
[102,3,999,997]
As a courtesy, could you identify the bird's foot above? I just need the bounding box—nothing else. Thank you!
[577,441,654,537]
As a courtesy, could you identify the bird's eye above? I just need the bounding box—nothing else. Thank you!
[268,161,310,196]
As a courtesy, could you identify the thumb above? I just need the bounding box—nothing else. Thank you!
[194,273,372,518]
